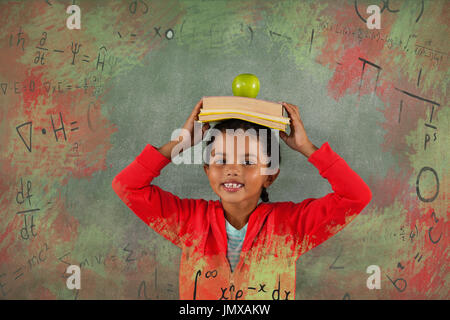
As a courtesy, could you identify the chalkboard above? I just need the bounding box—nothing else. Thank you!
[0,0,447,300]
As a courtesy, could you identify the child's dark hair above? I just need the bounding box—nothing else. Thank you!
[204,119,281,203]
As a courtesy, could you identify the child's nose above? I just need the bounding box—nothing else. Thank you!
[224,163,241,175]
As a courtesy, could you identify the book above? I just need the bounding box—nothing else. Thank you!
[197,96,290,132]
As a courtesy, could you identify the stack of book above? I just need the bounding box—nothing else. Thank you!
[197,96,290,132]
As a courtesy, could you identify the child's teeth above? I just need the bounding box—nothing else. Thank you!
[225,183,242,188]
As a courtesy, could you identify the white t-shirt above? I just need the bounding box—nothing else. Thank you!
[225,219,248,272]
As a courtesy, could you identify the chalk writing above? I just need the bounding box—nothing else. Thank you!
[15,177,39,240]
[205,270,218,278]
[27,243,50,270]
[123,243,136,263]
[15,112,81,152]
[428,210,442,244]
[6,27,120,70]
[129,0,148,15]
[385,273,407,292]
[16,177,32,206]
[329,247,345,269]
[1,78,102,96]
[138,280,148,299]
[0,273,11,297]
[358,57,382,96]
[70,41,82,65]
[417,68,422,87]
[117,31,137,43]
[96,46,107,71]
[416,167,439,203]
[409,224,419,242]
[8,27,25,51]
[34,32,48,65]
[395,88,440,150]
[309,29,314,54]
[0,242,51,297]
[193,270,201,300]
[414,44,447,67]
[315,20,417,52]
[58,252,72,266]
[216,276,290,300]
[398,100,404,123]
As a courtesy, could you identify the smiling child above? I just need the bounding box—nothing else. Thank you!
[112,98,372,300]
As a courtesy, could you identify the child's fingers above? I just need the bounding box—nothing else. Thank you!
[196,98,203,109]
[282,103,300,125]
[283,102,301,120]
[191,98,204,121]
[286,116,296,136]
[281,103,293,117]
[281,102,296,116]
[282,101,299,114]
[281,104,297,134]
[202,122,210,136]
[283,103,305,129]
[193,98,203,110]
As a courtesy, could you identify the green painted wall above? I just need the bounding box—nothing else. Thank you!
[0,0,447,299]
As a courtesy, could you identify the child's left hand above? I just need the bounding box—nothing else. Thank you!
[279,102,314,154]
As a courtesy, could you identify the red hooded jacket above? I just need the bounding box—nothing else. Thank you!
[112,141,372,300]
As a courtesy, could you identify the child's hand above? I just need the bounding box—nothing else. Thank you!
[279,102,316,156]
[178,98,210,148]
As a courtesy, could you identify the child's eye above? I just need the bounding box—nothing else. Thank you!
[244,160,256,165]
[212,158,255,165]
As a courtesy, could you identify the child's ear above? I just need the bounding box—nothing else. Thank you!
[264,169,280,188]
[203,164,209,175]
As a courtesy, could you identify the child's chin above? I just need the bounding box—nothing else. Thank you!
[220,193,244,202]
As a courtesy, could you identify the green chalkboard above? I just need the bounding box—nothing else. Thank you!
[0,0,447,300]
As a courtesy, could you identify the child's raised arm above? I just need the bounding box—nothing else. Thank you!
[278,102,372,257]
[285,141,372,256]
[111,98,211,248]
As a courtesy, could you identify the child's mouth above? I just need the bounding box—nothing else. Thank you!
[221,182,244,192]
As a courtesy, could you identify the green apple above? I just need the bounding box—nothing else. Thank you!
[232,73,260,98]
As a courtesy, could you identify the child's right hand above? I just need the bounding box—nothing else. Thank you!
[177,98,210,148]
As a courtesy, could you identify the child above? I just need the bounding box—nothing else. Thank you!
[112,98,372,300]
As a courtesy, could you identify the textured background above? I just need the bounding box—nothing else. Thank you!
[0,0,447,299]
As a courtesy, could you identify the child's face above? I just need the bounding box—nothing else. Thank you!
[203,131,279,206]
